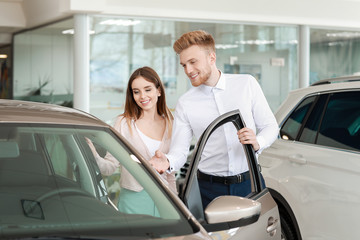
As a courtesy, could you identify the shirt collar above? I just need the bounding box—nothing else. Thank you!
[214,71,226,90]
[198,70,226,94]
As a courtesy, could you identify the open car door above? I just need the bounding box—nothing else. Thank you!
[178,110,281,240]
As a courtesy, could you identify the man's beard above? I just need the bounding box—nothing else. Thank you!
[190,68,211,87]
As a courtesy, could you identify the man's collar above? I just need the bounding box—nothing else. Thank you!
[199,71,225,94]
[214,71,225,90]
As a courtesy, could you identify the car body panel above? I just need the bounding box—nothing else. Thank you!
[0,100,105,126]
[261,139,360,239]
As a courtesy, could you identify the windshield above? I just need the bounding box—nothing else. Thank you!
[0,124,196,239]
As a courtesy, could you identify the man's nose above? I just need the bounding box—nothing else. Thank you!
[185,65,193,75]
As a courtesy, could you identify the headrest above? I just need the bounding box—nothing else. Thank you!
[0,141,20,158]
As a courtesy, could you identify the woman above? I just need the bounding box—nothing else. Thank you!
[89,66,176,216]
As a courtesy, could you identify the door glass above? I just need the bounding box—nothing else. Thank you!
[299,94,327,143]
[197,121,257,209]
[317,91,360,151]
[200,122,251,184]
[280,96,316,140]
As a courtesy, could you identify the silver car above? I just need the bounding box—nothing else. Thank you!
[259,76,360,240]
[0,100,281,239]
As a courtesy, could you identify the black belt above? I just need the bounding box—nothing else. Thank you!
[197,170,250,185]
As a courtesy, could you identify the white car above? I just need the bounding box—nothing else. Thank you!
[259,76,360,240]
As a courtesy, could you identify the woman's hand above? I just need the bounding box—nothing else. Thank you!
[149,150,170,174]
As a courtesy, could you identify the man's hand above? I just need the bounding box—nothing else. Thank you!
[149,150,170,174]
[237,127,260,151]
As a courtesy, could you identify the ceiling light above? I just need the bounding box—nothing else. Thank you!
[62,29,74,34]
[326,32,360,38]
[328,42,345,46]
[62,29,95,35]
[287,40,298,44]
[235,40,275,45]
[215,44,238,49]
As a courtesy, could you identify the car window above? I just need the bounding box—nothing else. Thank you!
[88,142,176,218]
[200,122,261,195]
[280,96,316,140]
[316,91,360,151]
[0,124,198,239]
[282,91,360,151]
[298,95,328,143]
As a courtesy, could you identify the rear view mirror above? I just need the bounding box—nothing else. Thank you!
[205,195,261,225]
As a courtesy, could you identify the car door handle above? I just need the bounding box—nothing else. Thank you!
[266,218,279,235]
[288,154,307,164]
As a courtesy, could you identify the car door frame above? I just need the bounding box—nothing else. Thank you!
[179,109,280,238]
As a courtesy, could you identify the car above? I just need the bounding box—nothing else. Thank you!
[258,76,360,240]
[0,99,281,240]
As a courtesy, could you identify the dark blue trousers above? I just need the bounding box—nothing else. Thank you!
[198,173,265,209]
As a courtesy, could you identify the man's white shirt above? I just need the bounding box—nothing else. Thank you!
[166,72,278,176]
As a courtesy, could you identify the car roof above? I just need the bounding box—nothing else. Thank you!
[0,99,108,127]
[284,77,360,101]
[310,75,360,86]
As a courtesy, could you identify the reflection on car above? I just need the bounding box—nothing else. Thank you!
[0,99,281,239]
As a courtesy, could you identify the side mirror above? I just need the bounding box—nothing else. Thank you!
[205,196,261,225]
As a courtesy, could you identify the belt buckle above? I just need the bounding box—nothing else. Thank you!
[237,174,242,183]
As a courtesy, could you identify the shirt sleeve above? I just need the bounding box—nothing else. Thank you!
[249,76,279,154]
[95,153,120,176]
[166,100,194,171]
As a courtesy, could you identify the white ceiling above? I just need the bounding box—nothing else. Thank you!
[1,0,360,48]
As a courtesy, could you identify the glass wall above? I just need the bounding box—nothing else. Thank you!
[11,15,360,124]
[13,18,74,107]
[310,28,360,84]
[89,16,299,122]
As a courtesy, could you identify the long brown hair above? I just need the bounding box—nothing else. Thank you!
[122,66,173,134]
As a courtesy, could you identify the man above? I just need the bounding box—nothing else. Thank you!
[150,30,278,208]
